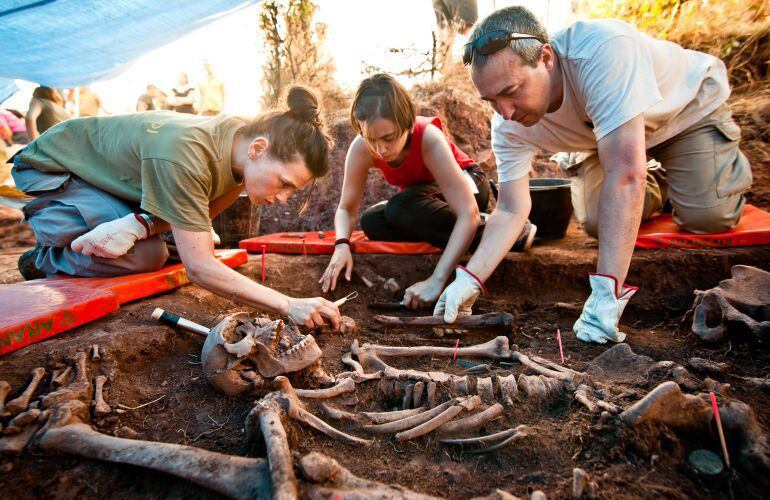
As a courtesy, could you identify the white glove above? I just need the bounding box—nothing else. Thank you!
[574,274,637,344]
[71,213,149,259]
[433,266,485,334]
[211,227,221,245]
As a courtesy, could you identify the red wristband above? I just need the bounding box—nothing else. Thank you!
[133,212,151,237]
[457,265,487,295]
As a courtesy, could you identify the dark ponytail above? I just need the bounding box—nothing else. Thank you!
[240,85,333,179]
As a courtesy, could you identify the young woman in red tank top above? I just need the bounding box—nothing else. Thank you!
[320,74,505,309]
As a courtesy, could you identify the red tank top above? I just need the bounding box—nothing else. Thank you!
[372,116,474,190]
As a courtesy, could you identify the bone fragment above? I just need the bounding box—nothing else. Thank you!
[3,408,41,435]
[51,366,72,388]
[374,313,515,332]
[595,400,620,414]
[295,378,355,400]
[38,400,270,500]
[42,353,91,408]
[440,426,524,446]
[464,430,530,454]
[574,385,598,413]
[497,374,518,407]
[341,351,364,374]
[299,451,439,499]
[427,382,437,408]
[518,374,547,401]
[620,381,710,428]
[0,381,10,416]
[437,403,503,435]
[335,371,382,383]
[4,367,45,416]
[412,381,425,408]
[742,376,770,391]
[531,491,547,500]
[0,421,41,454]
[93,376,111,416]
[340,316,357,335]
[382,278,400,295]
[512,351,581,385]
[451,375,470,395]
[572,468,589,498]
[396,396,481,441]
[401,383,414,410]
[91,344,101,361]
[361,398,463,434]
[476,377,495,403]
[687,357,728,374]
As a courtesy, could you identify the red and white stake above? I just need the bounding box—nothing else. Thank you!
[709,392,731,469]
[556,328,564,364]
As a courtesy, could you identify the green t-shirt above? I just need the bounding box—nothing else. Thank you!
[18,111,246,231]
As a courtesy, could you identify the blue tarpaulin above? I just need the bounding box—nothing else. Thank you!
[0,0,259,103]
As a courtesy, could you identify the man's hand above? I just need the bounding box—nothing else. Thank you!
[574,274,637,344]
[71,213,149,258]
[403,276,444,309]
[319,245,353,293]
[286,297,341,330]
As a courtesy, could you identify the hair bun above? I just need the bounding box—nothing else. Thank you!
[286,85,321,123]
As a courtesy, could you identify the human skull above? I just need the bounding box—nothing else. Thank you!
[201,312,322,396]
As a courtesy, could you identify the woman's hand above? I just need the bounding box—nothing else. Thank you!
[286,297,341,330]
[319,245,353,293]
[402,276,446,309]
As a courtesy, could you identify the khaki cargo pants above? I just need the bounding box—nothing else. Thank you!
[565,103,753,237]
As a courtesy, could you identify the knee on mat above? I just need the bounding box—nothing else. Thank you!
[132,238,169,272]
[675,206,741,234]
[360,209,384,238]
[383,197,414,229]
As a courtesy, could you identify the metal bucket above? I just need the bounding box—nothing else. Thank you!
[529,178,573,239]
[212,193,261,247]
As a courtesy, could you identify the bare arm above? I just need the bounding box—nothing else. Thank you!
[320,137,370,292]
[173,227,340,329]
[403,125,481,308]
[595,114,647,290]
[26,100,42,140]
[464,176,531,282]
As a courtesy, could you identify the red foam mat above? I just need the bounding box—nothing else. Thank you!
[635,204,770,249]
[239,230,441,255]
[0,249,247,356]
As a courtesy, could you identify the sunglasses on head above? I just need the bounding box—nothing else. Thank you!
[463,30,542,66]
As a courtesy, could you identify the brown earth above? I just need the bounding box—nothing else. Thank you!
[0,76,769,500]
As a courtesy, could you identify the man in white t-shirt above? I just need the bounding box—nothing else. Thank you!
[433,6,752,344]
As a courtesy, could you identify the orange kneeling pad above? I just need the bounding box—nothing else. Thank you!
[239,230,441,255]
[0,249,247,356]
[636,204,770,249]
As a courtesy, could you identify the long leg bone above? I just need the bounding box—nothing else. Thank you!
[38,400,271,500]
[295,378,355,399]
[363,336,512,360]
[374,312,515,333]
[93,376,112,416]
[395,396,481,441]
[248,397,298,500]
[437,403,503,435]
[3,367,45,416]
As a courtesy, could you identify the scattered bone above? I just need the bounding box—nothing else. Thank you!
[93,376,111,416]
[341,352,364,374]
[572,468,589,498]
[703,378,730,395]
[374,312,515,333]
[38,400,271,499]
[687,357,729,374]
[531,491,547,500]
[339,316,357,335]
[395,395,481,441]
[42,353,91,408]
[687,265,770,343]
[595,400,620,414]
[402,383,414,409]
[511,351,581,386]
[91,344,101,361]
[4,367,45,416]
[3,408,41,435]
[497,374,518,407]
[477,377,495,403]
[437,403,503,435]
[382,277,400,296]
[0,421,41,454]
[742,376,770,392]
[0,381,10,416]
[426,382,437,407]
[586,343,654,383]
[574,385,598,413]
[671,366,702,392]
[717,399,770,475]
[620,382,710,428]
[299,451,439,499]
[413,381,425,408]
[295,378,355,400]
[51,366,72,388]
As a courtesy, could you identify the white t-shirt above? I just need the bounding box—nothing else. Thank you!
[493,19,731,183]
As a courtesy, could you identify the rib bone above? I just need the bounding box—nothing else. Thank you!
[295,378,355,399]
[396,396,481,441]
[361,398,462,435]
[437,403,504,435]
[4,367,45,416]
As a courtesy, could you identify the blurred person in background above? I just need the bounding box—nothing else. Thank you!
[199,60,225,115]
[26,86,70,140]
[168,72,197,114]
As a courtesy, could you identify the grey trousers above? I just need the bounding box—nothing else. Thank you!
[565,103,753,237]
[12,159,168,277]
